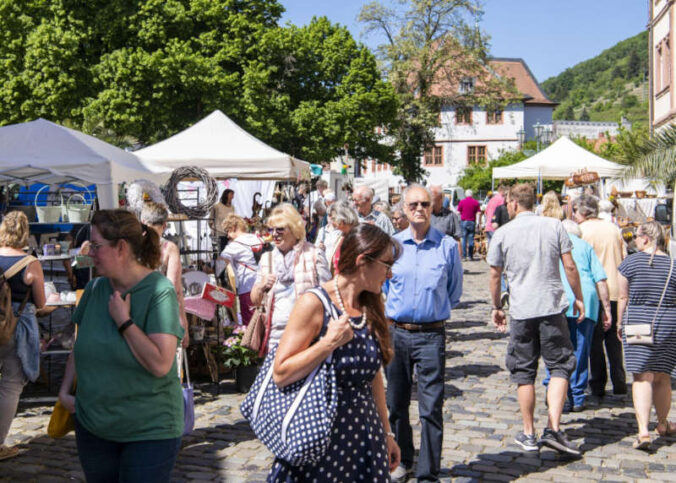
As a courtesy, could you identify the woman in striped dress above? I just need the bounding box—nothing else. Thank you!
[617,221,676,450]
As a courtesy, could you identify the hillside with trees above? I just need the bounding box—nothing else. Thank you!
[541,30,649,127]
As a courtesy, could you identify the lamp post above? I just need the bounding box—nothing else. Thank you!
[534,122,544,152]
[517,128,526,149]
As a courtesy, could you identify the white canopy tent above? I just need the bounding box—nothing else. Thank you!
[492,136,625,182]
[0,118,165,208]
[135,110,311,181]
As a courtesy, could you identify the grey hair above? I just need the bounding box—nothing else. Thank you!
[562,219,582,237]
[329,200,359,227]
[402,183,432,203]
[572,194,599,218]
[316,179,328,190]
[353,185,375,201]
[373,201,391,219]
[140,201,169,226]
[392,203,407,218]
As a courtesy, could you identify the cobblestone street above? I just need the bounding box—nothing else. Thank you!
[3,262,676,482]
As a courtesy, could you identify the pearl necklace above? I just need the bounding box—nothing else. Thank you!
[333,276,367,330]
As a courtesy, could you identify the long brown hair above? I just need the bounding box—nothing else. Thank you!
[92,209,161,269]
[337,224,401,365]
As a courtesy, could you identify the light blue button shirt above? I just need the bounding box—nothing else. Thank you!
[384,226,463,323]
[560,234,607,321]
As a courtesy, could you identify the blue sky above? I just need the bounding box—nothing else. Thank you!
[280,0,649,83]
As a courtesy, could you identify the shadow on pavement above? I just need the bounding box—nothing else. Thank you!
[445,364,502,381]
[446,320,486,329]
[453,299,489,309]
[444,412,639,481]
[448,330,508,342]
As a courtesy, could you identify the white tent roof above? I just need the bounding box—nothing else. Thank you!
[135,110,310,180]
[0,118,161,186]
[492,136,625,180]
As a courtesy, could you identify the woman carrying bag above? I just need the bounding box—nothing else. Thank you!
[264,224,402,482]
[617,221,676,450]
[58,210,184,481]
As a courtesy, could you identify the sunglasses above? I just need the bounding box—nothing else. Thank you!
[407,201,431,210]
[268,227,287,235]
[365,255,395,271]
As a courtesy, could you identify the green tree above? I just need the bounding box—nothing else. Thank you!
[240,17,399,164]
[563,104,575,120]
[627,49,641,78]
[579,107,590,121]
[359,0,517,182]
[626,124,676,187]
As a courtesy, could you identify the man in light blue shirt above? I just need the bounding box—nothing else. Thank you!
[384,184,462,482]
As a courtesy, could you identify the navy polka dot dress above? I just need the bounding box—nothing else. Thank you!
[268,289,390,482]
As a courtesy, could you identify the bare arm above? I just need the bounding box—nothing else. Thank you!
[164,243,189,346]
[58,352,76,413]
[561,252,585,322]
[595,280,612,331]
[489,265,507,332]
[24,260,46,309]
[617,274,629,341]
[109,292,179,378]
[273,292,352,387]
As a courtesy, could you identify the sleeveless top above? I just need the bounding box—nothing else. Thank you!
[0,255,32,303]
[158,239,170,276]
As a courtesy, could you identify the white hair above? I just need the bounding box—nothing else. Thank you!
[466,189,473,198]
[562,219,582,237]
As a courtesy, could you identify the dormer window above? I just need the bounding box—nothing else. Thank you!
[459,77,475,94]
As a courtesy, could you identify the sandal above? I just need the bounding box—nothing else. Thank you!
[632,434,652,450]
[0,445,19,461]
[655,420,676,437]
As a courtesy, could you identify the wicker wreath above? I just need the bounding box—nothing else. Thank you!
[163,166,218,218]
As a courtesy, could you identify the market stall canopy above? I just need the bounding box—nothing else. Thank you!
[492,136,625,180]
[134,110,310,181]
[0,118,165,208]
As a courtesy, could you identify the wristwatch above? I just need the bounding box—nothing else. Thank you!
[492,306,503,311]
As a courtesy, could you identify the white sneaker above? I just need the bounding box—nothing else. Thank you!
[390,464,410,482]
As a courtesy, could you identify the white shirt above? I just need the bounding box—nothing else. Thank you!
[219,233,260,294]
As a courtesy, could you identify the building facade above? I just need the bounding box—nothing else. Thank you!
[650,0,676,132]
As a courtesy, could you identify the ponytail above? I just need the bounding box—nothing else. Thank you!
[138,224,161,269]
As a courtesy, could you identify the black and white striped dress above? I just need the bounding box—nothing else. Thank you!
[618,252,676,377]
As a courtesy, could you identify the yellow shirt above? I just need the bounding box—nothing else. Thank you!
[580,218,626,301]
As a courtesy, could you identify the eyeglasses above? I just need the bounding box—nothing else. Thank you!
[268,227,286,235]
[366,255,394,271]
[392,216,404,222]
[407,201,431,210]
[89,240,113,252]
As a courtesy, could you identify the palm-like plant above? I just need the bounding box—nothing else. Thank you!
[625,124,676,186]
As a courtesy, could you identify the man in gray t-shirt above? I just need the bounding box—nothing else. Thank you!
[487,183,585,456]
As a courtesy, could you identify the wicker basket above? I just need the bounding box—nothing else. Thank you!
[34,185,62,223]
[635,190,647,199]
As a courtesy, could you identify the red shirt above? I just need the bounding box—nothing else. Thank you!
[457,197,481,222]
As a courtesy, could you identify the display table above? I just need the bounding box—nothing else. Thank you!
[617,198,662,219]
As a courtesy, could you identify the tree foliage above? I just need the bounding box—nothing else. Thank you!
[625,124,676,187]
[359,0,518,182]
[0,1,396,163]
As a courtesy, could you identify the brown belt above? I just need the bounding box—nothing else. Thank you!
[391,320,445,331]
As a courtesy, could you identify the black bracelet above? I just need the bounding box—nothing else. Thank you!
[118,319,134,335]
[492,307,503,311]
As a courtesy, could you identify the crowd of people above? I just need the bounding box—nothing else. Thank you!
[0,180,674,482]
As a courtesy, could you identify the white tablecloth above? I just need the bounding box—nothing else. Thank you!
[617,198,660,219]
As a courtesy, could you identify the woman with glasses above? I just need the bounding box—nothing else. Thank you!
[250,203,330,350]
[617,221,676,450]
[269,224,401,481]
[0,211,46,461]
[58,210,184,481]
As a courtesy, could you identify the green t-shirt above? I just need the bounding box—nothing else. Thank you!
[73,272,184,442]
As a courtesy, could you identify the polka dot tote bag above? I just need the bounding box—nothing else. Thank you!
[240,288,338,466]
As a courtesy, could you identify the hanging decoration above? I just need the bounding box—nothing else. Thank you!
[126,179,166,216]
[163,166,218,218]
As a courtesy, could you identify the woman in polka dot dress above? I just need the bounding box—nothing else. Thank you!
[269,224,401,482]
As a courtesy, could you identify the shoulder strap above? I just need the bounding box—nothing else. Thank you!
[2,256,37,280]
[307,287,339,321]
[650,258,674,331]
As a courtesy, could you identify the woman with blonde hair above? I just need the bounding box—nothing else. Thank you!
[218,213,261,325]
[539,191,564,220]
[250,203,330,349]
[140,201,189,347]
[0,211,45,460]
[58,210,183,480]
[617,220,676,450]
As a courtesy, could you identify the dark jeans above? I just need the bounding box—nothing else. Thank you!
[460,221,476,259]
[75,416,181,483]
[386,326,445,482]
[589,301,627,396]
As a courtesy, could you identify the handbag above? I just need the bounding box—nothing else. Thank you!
[48,379,76,438]
[240,288,338,466]
[181,348,195,435]
[626,258,673,345]
[242,251,273,354]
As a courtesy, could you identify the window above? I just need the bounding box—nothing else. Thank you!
[459,76,475,94]
[656,36,672,93]
[467,145,487,165]
[486,109,503,124]
[424,146,443,166]
[455,106,472,125]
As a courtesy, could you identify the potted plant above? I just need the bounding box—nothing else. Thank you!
[222,325,261,392]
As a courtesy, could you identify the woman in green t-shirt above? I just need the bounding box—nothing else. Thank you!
[58,210,184,482]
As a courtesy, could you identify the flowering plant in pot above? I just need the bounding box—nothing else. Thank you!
[222,325,261,392]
